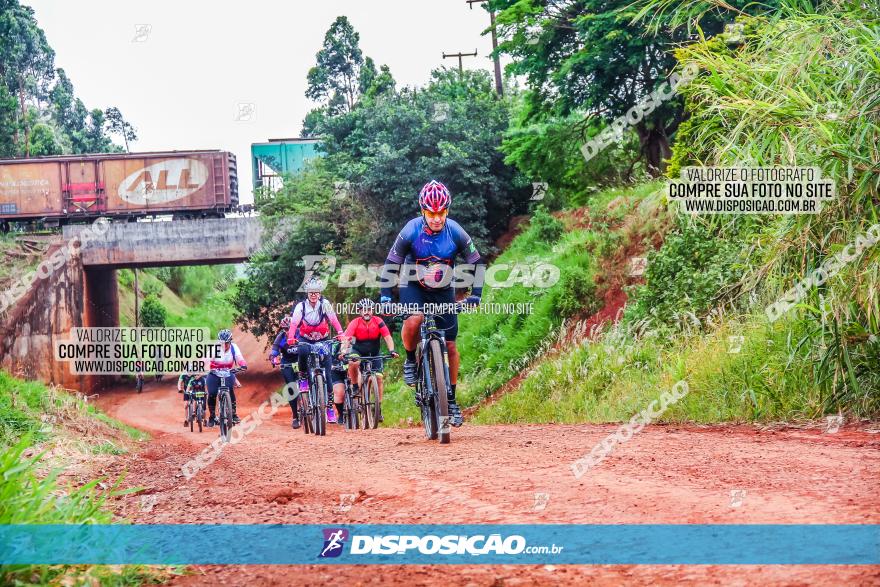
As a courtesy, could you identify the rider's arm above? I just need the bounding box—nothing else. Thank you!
[232,343,248,369]
[340,319,357,354]
[380,219,417,299]
[270,331,284,360]
[287,306,304,345]
[376,318,395,353]
[177,374,185,392]
[323,299,344,336]
[449,219,486,298]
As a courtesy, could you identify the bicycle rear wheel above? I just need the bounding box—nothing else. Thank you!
[429,339,450,444]
[313,373,327,436]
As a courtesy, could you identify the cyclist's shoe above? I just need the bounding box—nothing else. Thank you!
[233,415,241,425]
[326,406,337,423]
[291,416,301,430]
[207,416,217,428]
[183,419,188,427]
[448,393,463,427]
[403,360,417,387]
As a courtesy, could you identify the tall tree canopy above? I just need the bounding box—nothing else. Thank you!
[489,0,779,173]
[0,0,124,156]
[238,69,531,337]
[302,16,395,136]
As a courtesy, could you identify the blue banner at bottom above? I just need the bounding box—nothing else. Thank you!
[1,525,877,565]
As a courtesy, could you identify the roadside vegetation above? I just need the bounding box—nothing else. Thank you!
[117,266,238,335]
[0,372,172,585]
[232,0,878,426]
[474,0,879,423]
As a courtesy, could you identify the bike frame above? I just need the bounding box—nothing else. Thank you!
[416,314,453,417]
[212,367,243,441]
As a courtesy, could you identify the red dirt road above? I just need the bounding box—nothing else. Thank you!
[94,345,880,586]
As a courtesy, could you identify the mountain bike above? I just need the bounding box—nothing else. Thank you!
[135,372,144,393]
[400,303,465,444]
[213,366,244,442]
[185,377,208,433]
[296,339,336,437]
[347,354,395,430]
[336,358,359,431]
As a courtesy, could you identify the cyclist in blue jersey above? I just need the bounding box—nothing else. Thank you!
[379,180,484,427]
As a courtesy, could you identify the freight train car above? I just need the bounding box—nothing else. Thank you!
[0,150,238,231]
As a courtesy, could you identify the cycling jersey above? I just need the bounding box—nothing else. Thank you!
[209,342,247,370]
[381,216,483,296]
[287,297,343,342]
[344,316,391,343]
[344,316,391,356]
[271,329,299,363]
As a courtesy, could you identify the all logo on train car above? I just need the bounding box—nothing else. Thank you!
[118,158,208,205]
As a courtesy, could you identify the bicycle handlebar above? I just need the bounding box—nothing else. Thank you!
[344,353,396,361]
[377,302,472,319]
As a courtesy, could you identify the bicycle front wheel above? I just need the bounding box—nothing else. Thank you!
[364,375,380,430]
[313,373,327,436]
[219,393,232,442]
[300,390,313,435]
[419,351,437,441]
[429,339,450,444]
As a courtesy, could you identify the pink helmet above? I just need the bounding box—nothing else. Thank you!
[418,180,451,212]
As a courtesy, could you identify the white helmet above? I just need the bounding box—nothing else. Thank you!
[304,276,324,293]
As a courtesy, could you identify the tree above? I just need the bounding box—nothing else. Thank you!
[140,295,167,328]
[489,0,779,174]
[306,16,365,114]
[0,0,56,156]
[0,83,19,156]
[104,106,137,152]
[27,120,61,155]
[239,69,531,337]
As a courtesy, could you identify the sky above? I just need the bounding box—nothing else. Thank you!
[26,0,509,204]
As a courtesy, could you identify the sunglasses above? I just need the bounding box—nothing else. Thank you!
[423,210,448,222]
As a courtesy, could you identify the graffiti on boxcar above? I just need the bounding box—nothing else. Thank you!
[118,158,208,205]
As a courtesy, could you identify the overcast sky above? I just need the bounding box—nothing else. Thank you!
[27,0,508,204]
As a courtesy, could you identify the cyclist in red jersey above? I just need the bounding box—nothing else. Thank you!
[340,298,399,418]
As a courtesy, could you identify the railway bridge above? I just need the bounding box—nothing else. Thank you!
[1,217,270,391]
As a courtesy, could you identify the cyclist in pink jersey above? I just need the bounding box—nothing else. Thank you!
[286,277,344,423]
[206,329,248,427]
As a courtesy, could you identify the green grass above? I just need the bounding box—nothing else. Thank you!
[117,267,239,336]
[165,284,239,334]
[0,372,168,585]
[474,313,822,424]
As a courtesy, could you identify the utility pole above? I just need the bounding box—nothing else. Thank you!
[466,0,503,96]
[443,50,478,74]
[134,268,139,327]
